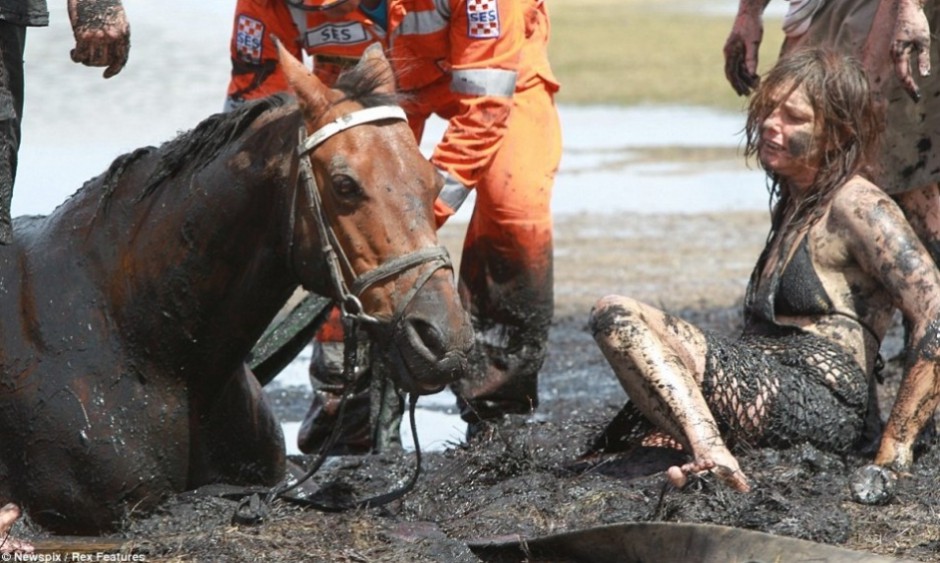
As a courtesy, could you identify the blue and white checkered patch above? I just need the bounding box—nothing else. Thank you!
[236,14,265,64]
[466,0,500,39]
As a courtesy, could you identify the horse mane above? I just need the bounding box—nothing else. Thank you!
[332,61,404,109]
[94,62,402,210]
[141,94,292,199]
[94,147,156,212]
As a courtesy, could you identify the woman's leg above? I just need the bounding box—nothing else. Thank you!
[590,295,750,491]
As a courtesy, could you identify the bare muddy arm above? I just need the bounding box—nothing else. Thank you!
[0,504,33,554]
[877,324,940,471]
[838,185,940,473]
[67,0,130,78]
[724,0,772,95]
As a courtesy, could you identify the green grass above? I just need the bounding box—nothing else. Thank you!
[547,0,785,110]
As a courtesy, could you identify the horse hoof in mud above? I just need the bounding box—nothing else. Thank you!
[0,43,471,534]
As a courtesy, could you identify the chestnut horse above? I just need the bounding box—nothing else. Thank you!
[0,44,472,534]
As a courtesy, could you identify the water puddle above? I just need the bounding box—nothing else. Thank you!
[272,345,467,455]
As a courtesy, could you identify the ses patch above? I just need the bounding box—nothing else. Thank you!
[466,0,500,39]
[236,14,265,64]
[305,22,370,48]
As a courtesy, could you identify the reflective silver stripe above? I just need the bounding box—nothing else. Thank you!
[398,9,447,35]
[432,0,451,19]
[438,171,472,211]
[451,68,517,97]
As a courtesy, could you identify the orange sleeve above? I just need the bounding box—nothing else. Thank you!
[429,0,524,189]
[226,0,304,108]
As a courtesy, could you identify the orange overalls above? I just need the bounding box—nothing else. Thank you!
[227,0,562,424]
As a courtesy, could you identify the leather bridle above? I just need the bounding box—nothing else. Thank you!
[243,105,453,515]
[289,105,453,327]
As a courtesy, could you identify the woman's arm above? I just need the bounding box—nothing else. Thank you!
[834,182,940,472]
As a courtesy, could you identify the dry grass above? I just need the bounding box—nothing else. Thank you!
[547,0,786,110]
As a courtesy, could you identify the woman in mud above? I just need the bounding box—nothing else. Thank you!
[590,47,940,493]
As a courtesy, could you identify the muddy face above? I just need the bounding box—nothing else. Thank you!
[786,130,813,160]
[759,85,819,187]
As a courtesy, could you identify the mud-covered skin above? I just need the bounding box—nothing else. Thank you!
[722,0,770,96]
[774,180,940,473]
[590,298,750,491]
[0,46,472,534]
[877,318,940,470]
[67,0,129,79]
[0,503,31,554]
[591,176,940,494]
[724,0,929,101]
[872,0,932,101]
[756,85,818,190]
[592,51,940,493]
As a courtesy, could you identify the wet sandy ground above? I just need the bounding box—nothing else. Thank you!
[13,210,939,562]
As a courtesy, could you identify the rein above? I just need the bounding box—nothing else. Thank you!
[231,390,424,522]
[233,104,452,521]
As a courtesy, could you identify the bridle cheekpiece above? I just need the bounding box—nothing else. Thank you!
[291,105,453,326]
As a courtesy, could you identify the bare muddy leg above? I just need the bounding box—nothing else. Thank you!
[590,295,751,493]
[0,503,32,554]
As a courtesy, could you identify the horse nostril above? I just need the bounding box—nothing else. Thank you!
[408,318,446,358]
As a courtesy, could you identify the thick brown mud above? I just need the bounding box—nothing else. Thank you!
[10,212,940,562]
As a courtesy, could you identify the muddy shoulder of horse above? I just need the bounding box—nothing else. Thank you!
[0,45,472,534]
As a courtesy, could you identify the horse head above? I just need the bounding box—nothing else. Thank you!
[277,42,473,395]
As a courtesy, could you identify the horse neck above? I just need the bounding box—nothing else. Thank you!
[59,102,312,371]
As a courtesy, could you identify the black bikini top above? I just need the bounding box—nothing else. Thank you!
[745,236,880,344]
[775,237,834,317]
[746,236,834,325]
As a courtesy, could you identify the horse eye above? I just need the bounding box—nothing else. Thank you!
[331,174,363,200]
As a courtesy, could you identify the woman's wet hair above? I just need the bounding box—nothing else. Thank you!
[745,47,882,201]
[742,47,884,312]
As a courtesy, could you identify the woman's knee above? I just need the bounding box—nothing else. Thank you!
[590,295,642,338]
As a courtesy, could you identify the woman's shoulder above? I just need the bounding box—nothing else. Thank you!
[825,176,918,252]
[830,176,899,218]
[840,175,892,198]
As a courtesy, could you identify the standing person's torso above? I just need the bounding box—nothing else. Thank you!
[292,0,558,104]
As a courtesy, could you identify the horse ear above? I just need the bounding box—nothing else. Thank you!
[274,36,330,115]
[358,43,397,95]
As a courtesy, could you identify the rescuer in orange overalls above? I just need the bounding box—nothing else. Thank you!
[226,0,562,452]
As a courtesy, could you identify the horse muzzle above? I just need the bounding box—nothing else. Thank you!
[376,314,473,395]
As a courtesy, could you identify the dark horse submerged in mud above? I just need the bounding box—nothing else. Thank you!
[0,44,472,535]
